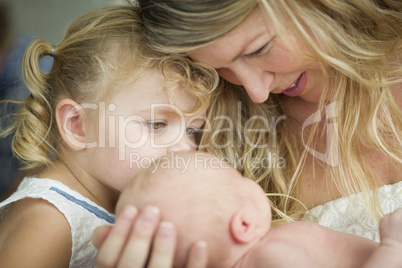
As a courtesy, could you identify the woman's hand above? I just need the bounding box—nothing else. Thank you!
[92,205,208,268]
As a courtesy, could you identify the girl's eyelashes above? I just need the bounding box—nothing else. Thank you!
[145,120,204,138]
[186,127,203,146]
[186,127,196,136]
[145,120,167,131]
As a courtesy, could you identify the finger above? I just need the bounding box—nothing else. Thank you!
[96,205,138,268]
[117,206,161,268]
[380,209,402,242]
[148,222,177,268]
[92,225,113,249]
[185,241,208,268]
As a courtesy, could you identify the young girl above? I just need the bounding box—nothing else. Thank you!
[0,6,218,268]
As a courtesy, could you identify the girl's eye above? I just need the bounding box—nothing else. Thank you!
[186,127,203,146]
[186,127,196,136]
[146,121,167,131]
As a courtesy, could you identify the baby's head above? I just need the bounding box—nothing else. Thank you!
[117,152,271,267]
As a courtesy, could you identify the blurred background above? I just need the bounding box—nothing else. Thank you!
[0,0,127,200]
[5,0,116,44]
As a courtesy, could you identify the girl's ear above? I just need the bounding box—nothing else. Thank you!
[229,210,257,244]
[56,99,88,151]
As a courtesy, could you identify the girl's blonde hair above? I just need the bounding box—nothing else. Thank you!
[138,0,402,221]
[1,6,218,172]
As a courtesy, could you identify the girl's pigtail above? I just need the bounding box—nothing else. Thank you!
[11,40,55,169]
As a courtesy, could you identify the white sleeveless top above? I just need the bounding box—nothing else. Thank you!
[303,181,402,242]
[0,177,115,268]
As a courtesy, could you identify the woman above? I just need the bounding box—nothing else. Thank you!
[94,0,402,267]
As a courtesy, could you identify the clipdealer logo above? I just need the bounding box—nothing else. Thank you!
[302,102,339,167]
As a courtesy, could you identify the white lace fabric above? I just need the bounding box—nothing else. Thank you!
[303,181,402,242]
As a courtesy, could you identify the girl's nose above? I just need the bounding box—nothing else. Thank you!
[167,135,194,153]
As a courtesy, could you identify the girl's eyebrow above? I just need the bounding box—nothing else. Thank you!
[138,107,184,116]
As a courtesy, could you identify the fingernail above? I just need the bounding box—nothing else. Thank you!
[158,221,174,238]
[143,206,160,223]
[118,205,138,221]
[195,241,208,258]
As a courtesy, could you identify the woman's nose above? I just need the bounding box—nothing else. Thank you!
[217,68,242,85]
[218,67,273,103]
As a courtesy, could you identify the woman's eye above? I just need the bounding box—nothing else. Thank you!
[255,44,268,55]
[146,121,167,131]
[246,41,272,58]
[247,43,269,57]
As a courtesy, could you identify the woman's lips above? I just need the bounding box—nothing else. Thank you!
[281,72,307,97]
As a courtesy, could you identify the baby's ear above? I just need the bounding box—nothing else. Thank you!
[56,99,89,151]
[229,210,257,244]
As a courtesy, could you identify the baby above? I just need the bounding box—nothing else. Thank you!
[117,152,402,268]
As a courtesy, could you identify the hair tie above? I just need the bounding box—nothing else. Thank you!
[50,45,55,56]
